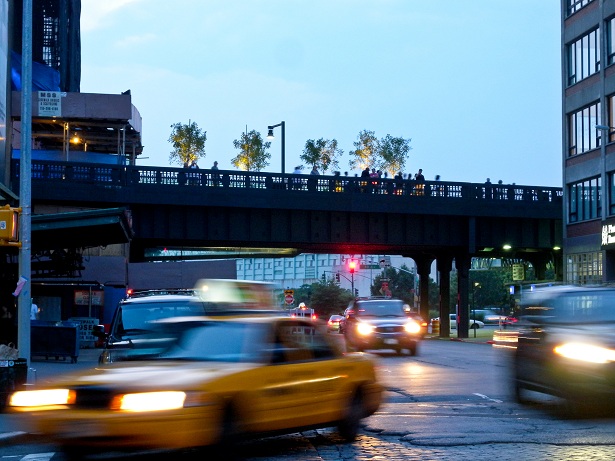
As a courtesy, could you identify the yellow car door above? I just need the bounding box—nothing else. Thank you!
[245,319,348,431]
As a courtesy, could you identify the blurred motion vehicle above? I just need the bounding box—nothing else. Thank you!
[328,314,344,332]
[343,297,423,355]
[513,285,615,412]
[8,316,382,458]
[431,314,484,331]
[96,280,281,364]
[473,309,508,325]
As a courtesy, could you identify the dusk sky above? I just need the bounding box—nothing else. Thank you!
[80,0,561,187]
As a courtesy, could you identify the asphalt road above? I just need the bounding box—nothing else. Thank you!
[4,338,615,460]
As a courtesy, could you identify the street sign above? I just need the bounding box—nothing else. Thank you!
[38,91,62,117]
[512,263,525,281]
[285,294,294,304]
[361,264,380,269]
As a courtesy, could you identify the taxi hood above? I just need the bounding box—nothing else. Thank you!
[42,361,259,390]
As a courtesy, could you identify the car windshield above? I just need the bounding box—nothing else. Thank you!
[356,300,404,317]
[162,321,270,363]
[117,300,206,334]
[523,289,615,324]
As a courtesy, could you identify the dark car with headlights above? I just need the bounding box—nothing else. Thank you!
[96,289,208,364]
[343,297,422,355]
[513,285,615,413]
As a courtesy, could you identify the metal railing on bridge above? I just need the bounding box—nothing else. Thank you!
[14,159,563,203]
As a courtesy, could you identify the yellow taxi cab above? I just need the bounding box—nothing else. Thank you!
[8,315,383,457]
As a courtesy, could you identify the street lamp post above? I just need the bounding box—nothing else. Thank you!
[267,121,285,174]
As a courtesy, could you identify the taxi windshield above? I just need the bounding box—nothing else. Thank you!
[118,301,206,333]
[163,322,269,363]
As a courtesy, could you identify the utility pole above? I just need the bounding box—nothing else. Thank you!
[18,0,33,379]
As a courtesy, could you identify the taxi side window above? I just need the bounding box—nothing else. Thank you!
[272,321,335,364]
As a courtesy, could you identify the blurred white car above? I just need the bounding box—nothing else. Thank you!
[432,314,484,330]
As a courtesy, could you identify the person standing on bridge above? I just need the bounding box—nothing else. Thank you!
[413,169,425,195]
[211,161,220,186]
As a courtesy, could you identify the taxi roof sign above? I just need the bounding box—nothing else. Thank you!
[194,279,284,314]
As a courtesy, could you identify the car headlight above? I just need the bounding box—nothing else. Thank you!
[553,343,615,364]
[404,320,421,334]
[9,389,75,409]
[110,391,187,412]
[356,323,375,336]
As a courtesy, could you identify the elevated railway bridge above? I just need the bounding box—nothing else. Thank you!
[11,159,563,337]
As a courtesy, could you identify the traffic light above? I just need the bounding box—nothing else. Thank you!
[348,259,357,274]
[354,288,359,296]
[0,205,21,246]
[321,272,326,282]
[335,272,340,283]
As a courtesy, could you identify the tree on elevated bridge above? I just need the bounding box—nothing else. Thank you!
[168,120,208,167]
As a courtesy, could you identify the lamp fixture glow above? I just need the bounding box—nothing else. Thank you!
[267,127,274,139]
[503,244,512,250]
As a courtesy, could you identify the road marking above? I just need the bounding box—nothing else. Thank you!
[21,455,55,461]
[473,392,503,403]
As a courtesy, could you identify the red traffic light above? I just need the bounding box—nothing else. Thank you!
[348,259,357,273]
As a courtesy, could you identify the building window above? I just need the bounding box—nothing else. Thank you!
[567,0,594,17]
[566,252,602,284]
[569,177,601,223]
[605,95,615,143]
[568,102,601,156]
[608,18,615,66]
[609,172,615,215]
[567,29,600,86]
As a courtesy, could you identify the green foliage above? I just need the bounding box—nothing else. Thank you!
[300,138,343,174]
[168,120,207,167]
[348,130,412,175]
[348,130,379,171]
[231,130,271,171]
[370,265,416,305]
[378,134,412,176]
[292,281,354,318]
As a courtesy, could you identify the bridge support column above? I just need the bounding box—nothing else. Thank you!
[415,256,434,324]
[455,253,471,339]
[437,255,453,338]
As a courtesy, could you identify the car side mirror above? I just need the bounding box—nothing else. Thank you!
[92,324,107,339]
